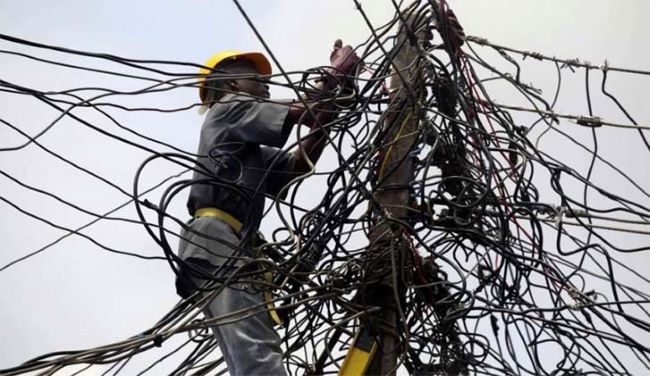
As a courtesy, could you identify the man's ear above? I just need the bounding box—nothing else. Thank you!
[227,80,239,91]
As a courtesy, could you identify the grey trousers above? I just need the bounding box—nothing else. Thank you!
[200,279,286,376]
[177,217,287,376]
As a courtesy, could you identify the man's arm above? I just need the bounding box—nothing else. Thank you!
[285,100,337,173]
[284,40,360,174]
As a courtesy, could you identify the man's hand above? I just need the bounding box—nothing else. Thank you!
[330,39,361,74]
[326,39,362,89]
[286,40,361,174]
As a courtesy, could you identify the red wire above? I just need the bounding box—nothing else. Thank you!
[456,52,566,292]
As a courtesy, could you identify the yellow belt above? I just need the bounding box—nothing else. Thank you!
[258,245,283,326]
[263,283,283,326]
[195,207,282,326]
[194,207,243,233]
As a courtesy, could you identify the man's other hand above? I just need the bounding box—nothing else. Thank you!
[328,39,362,86]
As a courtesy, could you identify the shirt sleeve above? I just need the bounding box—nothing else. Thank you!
[261,146,297,200]
[213,95,291,148]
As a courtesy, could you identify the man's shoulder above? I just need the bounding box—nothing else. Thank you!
[217,93,254,106]
[205,93,259,118]
[204,94,242,121]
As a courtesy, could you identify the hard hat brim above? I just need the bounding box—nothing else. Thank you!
[234,52,272,76]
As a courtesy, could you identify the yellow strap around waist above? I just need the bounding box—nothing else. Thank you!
[194,207,243,233]
[264,289,283,326]
[194,211,281,324]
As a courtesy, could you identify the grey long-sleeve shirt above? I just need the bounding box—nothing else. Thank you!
[187,93,296,232]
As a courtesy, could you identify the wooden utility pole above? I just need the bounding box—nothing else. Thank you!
[362,4,431,375]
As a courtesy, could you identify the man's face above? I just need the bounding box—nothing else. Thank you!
[229,61,270,99]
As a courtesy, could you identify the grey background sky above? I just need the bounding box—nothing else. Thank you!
[1,1,649,374]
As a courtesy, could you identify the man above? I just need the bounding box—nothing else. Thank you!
[175,41,360,375]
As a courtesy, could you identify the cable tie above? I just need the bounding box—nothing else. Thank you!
[153,334,164,347]
[555,206,565,226]
[565,208,588,218]
[576,116,602,128]
[467,36,488,45]
[561,58,581,69]
[515,125,529,135]
[601,59,609,72]
[142,199,159,211]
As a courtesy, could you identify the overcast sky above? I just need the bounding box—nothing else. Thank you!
[1,1,649,374]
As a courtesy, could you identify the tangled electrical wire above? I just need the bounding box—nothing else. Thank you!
[2,0,650,375]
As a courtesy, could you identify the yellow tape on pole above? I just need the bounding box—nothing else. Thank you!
[338,328,377,376]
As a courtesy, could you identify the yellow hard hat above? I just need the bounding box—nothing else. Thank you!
[198,50,272,103]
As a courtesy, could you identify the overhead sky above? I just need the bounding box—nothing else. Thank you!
[1,0,648,374]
